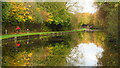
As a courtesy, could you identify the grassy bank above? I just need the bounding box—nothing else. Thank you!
[0,28,86,39]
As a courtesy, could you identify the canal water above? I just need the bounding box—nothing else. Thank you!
[2,31,119,66]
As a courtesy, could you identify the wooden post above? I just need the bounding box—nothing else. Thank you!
[14,36,17,43]
[27,38,29,44]
[57,33,59,36]
[60,32,62,35]
[27,35,29,44]
[27,29,29,33]
[5,29,7,34]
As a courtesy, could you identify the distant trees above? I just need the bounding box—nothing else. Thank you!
[95,2,119,39]
[70,13,94,29]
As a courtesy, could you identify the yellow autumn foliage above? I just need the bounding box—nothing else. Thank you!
[49,16,53,18]
[28,5,32,7]
[47,47,53,50]
[28,16,33,20]
[46,19,53,22]
[36,8,40,11]
[28,53,32,57]
[23,19,26,22]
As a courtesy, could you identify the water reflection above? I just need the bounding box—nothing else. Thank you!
[2,32,118,66]
[66,43,104,66]
[16,41,21,47]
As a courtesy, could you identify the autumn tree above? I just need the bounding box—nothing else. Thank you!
[95,2,118,39]
[36,2,71,31]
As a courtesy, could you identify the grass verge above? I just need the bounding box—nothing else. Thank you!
[0,28,86,39]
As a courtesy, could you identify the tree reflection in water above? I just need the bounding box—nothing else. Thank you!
[66,43,104,66]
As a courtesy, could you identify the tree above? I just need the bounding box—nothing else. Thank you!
[36,2,71,31]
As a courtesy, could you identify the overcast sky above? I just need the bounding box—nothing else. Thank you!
[66,0,97,14]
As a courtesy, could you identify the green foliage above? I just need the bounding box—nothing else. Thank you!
[2,2,72,33]
[48,43,70,55]
[36,2,71,31]
[70,13,94,29]
[2,2,11,26]
[95,2,118,39]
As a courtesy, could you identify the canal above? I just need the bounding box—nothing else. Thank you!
[2,31,119,66]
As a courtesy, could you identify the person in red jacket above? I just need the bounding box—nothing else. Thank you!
[16,26,21,33]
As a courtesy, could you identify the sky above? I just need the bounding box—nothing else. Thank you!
[66,0,97,14]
